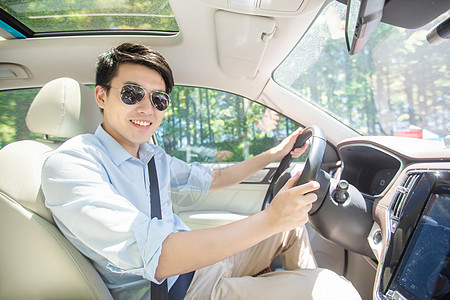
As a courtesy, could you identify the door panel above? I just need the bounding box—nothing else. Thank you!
[172,182,267,229]
[172,164,277,229]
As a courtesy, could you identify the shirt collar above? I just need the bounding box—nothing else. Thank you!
[138,142,155,164]
[94,124,155,166]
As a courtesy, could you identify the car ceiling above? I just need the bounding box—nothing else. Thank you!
[0,0,325,101]
[1,0,448,95]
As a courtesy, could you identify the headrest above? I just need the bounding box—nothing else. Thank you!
[0,78,102,223]
[26,77,102,138]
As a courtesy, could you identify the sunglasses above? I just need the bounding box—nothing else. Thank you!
[111,84,170,111]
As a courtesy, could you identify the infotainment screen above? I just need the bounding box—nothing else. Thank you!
[382,171,450,300]
[392,192,449,299]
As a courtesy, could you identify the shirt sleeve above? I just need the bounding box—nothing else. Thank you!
[42,149,171,283]
[167,155,212,192]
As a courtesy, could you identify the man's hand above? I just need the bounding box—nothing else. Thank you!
[269,128,308,161]
[264,172,319,232]
[256,109,279,133]
[210,127,308,191]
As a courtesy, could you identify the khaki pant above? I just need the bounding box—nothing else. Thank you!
[184,226,361,300]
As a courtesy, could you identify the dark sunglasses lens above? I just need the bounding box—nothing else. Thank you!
[121,85,145,105]
[152,92,170,111]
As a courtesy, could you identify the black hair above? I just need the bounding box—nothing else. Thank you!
[95,42,174,94]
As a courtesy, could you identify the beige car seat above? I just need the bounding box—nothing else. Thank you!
[0,78,112,299]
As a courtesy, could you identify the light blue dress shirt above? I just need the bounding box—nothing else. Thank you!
[42,125,212,299]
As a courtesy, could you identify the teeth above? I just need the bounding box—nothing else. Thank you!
[132,120,150,126]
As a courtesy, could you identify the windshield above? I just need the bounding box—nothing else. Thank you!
[274,1,449,140]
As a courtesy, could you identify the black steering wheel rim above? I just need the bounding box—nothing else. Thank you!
[261,125,327,210]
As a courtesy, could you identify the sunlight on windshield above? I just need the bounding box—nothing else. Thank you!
[274,1,449,140]
[0,0,178,33]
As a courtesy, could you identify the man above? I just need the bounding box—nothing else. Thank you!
[42,43,361,299]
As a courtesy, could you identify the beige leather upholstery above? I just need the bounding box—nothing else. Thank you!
[0,140,56,224]
[0,78,111,299]
[26,77,102,138]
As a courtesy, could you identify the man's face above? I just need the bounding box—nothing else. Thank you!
[95,63,167,157]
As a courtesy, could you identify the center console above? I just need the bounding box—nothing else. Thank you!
[376,170,450,300]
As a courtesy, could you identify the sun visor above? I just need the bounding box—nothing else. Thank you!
[381,0,449,29]
[215,10,275,78]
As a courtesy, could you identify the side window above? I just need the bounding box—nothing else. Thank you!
[157,86,302,163]
[0,88,41,149]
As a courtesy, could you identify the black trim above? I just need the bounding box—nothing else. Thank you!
[343,250,348,277]
[32,29,177,38]
[0,8,33,37]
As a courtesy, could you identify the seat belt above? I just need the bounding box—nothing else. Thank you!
[149,157,194,300]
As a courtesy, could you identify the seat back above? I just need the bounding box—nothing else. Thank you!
[0,78,112,299]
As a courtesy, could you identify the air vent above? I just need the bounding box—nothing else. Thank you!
[390,173,422,220]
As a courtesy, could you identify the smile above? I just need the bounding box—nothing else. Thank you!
[131,120,151,126]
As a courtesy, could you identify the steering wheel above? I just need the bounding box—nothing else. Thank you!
[260,126,376,259]
[261,125,328,212]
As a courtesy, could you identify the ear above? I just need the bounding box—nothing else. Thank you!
[95,85,107,110]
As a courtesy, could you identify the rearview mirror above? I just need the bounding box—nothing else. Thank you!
[345,0,385,55]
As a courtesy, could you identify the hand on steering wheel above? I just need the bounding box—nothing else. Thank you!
[261,126,328,212]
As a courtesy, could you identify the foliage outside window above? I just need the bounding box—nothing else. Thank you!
[0,88,40,148]
[0,86,302,163]
[0,0,178,33]
[156,86,302,163]
[274,1,449,139]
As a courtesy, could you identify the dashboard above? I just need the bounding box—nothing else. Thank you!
[340,144,401,197]
[337,136,450,300]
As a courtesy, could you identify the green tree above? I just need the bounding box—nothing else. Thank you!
[0,88,40,148]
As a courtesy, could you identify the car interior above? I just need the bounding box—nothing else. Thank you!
[0,77,111,299]
[0,0,449,299]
